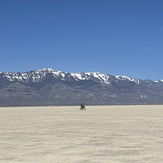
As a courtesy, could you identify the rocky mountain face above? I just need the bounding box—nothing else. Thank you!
[0,68,163,106]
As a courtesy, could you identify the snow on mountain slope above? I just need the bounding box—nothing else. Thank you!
[71,72,111,84]
[0,68,161,84]
[116,76,141,84]
[155,80,163,83]
[2,68,63,83]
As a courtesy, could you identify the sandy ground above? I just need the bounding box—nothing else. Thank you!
[0,105,163,163]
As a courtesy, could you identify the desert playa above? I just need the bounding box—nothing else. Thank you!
[0,105,163,163]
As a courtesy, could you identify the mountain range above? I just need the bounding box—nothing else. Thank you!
[0,68,163,106]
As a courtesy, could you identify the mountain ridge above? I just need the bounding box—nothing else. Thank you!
[1,67,161,83]
[0,68,163,106]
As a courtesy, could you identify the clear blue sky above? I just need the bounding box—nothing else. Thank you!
[0,0,163,80]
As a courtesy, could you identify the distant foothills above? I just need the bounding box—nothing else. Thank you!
[0,68,163,106]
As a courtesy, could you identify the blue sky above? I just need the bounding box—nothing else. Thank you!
[0,0,163,80]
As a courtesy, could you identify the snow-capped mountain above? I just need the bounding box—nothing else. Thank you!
[1,68,143,84]
[0,68,163,106]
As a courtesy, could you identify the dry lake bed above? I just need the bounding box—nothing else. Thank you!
[0,105,163,163]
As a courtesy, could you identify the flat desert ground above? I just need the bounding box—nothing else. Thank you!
[0,105,163,163]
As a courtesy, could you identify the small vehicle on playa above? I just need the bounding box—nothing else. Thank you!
[80,103,86,110]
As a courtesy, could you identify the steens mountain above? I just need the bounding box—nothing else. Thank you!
[0,68,163,106]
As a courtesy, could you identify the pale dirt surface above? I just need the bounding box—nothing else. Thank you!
[0,105,163,163]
